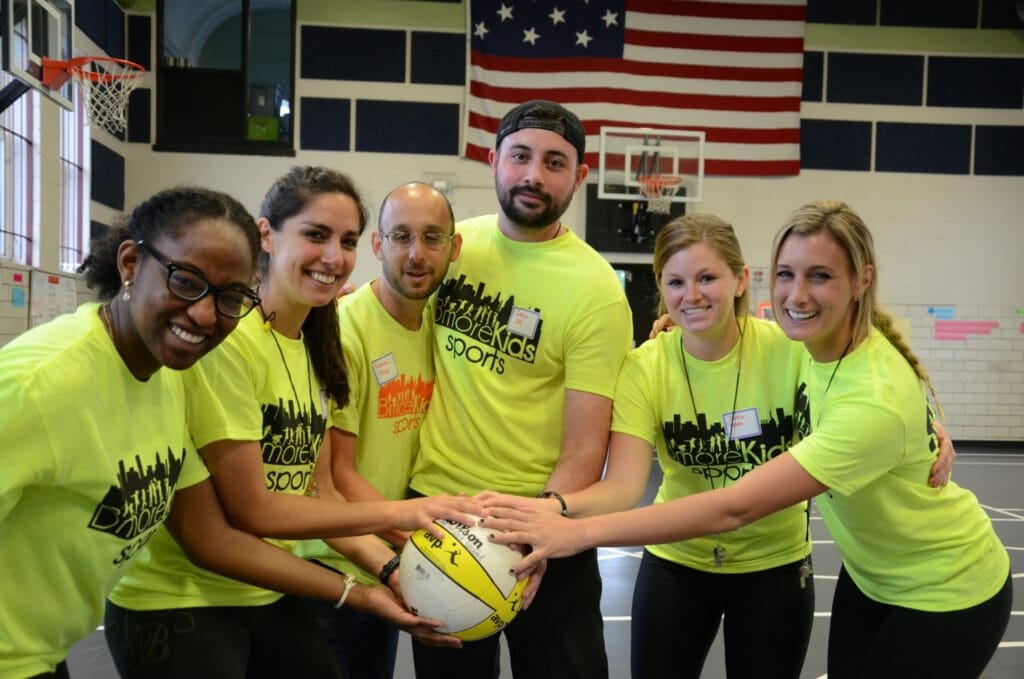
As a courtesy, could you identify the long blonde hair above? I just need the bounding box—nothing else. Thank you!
[653,213,750,318]
[770,200,942,414]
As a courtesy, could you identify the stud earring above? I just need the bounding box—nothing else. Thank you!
[122,280,133,302]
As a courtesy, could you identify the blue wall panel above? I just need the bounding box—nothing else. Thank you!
[806,0,876,24]
[802,51,823,102]
[355,100,459,155]
[105,0,124,59]
[801,119,872,171]
[827,53,924,105]
[880,0,979,28]
[876,123,970,174]
[411,32,465,85]
[300,97,351,151]
[980,0,1023,28]
[928,57,1024,109]
[301,26,405,82]
[127,88,150,143]
[975,126,1024,176]
[127,14,151,70]
[90,140,125,209]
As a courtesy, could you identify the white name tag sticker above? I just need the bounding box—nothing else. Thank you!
[723,407,761,440]
[508,306,540,339]
[372,353,399,386]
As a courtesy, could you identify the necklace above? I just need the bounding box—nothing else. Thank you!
[100,303,115,340]
[679,318,744,567]
[800,334,855,587]
[815,335,854,429]
[264,313,319,498]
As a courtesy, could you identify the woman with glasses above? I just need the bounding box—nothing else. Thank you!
[105,167,475,679]
[0,187,261,678]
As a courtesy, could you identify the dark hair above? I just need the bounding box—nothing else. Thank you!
[78,186,259,301]
[259,166,368,409]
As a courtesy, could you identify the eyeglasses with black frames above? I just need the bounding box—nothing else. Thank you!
[378,230,455,251]
[136,240,260,318]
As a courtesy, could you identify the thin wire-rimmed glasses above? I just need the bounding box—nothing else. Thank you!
[378,230,455,251]
[136,240,260,318]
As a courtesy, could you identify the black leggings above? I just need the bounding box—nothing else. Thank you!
[630,550,815,679]
[104,595,343,679]
[28,662,69,679]
[827,565,1013,679]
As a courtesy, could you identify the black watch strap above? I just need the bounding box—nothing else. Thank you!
[378,555,401,584]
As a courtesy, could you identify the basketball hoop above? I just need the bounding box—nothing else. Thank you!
[638,174,682,215]
[42,56,146,136]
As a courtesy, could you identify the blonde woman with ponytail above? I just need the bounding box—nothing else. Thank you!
[484,200,1011,679]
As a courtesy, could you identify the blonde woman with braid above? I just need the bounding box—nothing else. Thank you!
[484,200,1011,679]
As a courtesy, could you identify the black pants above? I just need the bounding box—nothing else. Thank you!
[827,565,1013,679]
[411,549,609,679]
[28,662,69,679]
[104,595,344,679]
[630,549,815,679]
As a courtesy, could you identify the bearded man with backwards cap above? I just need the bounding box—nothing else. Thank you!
[408,100,633,678]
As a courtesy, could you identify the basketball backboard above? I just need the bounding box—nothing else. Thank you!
[2,0,74,109]
[597,126,705,204]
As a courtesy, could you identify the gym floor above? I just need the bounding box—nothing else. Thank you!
[67,447,1022,678]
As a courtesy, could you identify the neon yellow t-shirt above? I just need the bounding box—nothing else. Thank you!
[613,319,807,572]
[411,215,633,497]
[110,311,327,610]
[789,328,1009,611]
[0,303,207,677]
[297,280,434,583]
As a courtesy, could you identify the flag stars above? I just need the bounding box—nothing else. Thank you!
[474,21,489,39]
[549,7,566,25]
[496,4,513,22]
[602,10,619,27]
[523,27,541,45]
[575,29,593,48]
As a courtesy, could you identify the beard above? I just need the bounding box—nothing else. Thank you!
[496,182,572,230]
[382,264,443,301]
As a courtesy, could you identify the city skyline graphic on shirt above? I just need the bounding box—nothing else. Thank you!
[377,374,434,419]
[88,447,186,541]
[434,275,542,371]
[662,407,795,485]
[262,397,325,493]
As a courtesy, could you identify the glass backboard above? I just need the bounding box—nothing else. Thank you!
[2,0,74,109]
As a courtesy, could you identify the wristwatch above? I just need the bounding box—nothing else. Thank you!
[378,555,401,584]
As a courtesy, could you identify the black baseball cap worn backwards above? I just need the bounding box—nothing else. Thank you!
[494,100,586,161]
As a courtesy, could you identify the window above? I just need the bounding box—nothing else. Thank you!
[0,70,35,265]
[58,88,88,271]
[157,0,295,155]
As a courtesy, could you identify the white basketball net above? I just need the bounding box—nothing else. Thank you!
[70,60,146,136]
[639,175,682,214]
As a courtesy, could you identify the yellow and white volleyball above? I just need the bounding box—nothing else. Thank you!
[399,515,529,641]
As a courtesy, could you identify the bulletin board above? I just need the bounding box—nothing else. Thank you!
[29,270,79,327]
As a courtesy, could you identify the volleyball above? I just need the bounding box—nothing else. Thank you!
[400,515,529,641]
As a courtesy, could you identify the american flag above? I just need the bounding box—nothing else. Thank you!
[465,0,806,175]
